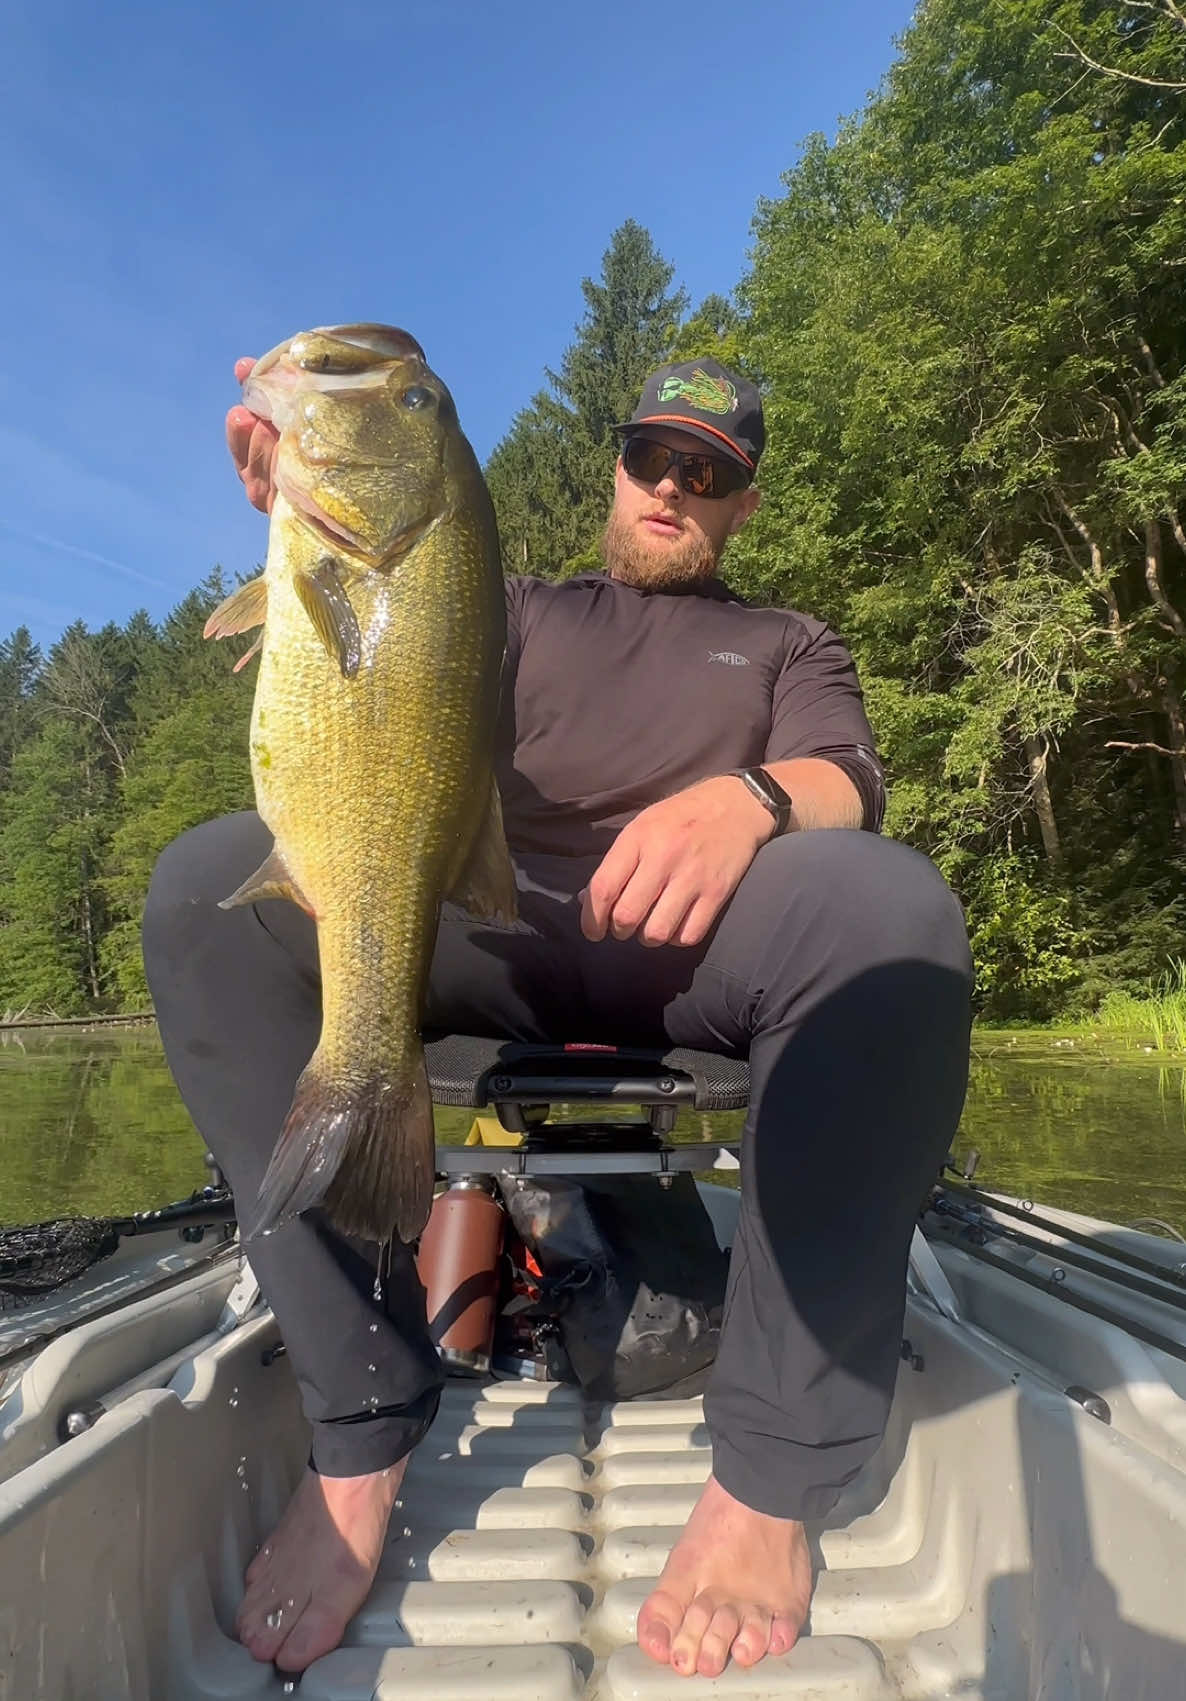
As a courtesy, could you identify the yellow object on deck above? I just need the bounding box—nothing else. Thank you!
[465,1114,524,1148]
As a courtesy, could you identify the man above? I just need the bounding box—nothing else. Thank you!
[143,355,973,1680]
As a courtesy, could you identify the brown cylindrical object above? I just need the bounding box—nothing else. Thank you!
[416,1177,506,1375]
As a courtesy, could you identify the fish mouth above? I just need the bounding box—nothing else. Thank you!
[245,325,427,433]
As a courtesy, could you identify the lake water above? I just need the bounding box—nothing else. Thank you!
[1,1025,1184,1233]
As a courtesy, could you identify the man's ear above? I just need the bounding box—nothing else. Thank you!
[727,486,762,537]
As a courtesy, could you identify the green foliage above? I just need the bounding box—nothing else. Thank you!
[0,719,112,1014]
[0,577,252,1015]
[730,0,1186,1015]
[961,853,1093,1019]
[1095,957,1186,1053]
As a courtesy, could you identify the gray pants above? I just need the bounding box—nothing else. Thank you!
[143,813,972,1520]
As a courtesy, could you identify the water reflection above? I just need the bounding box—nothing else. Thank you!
[959,1039,1186,1227]
[0,1027,1183,1233]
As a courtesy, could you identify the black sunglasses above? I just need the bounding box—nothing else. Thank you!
[622,435,751,499]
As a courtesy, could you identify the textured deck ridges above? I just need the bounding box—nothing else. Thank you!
[295,1377,924,1699]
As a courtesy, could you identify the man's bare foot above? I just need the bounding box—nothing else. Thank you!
[636,1473,813,1678]
[234,1459,408,1672]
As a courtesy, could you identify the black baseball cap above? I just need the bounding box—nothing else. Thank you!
[613,357,764,475]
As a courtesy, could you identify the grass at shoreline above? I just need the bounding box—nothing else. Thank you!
[978,960,1186,1061]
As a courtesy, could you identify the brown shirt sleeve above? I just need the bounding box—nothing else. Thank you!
[765,622,886,831]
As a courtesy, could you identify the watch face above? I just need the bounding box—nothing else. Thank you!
[751,768,789,808]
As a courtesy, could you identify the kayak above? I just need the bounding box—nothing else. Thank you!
[1,1180,1184,1699]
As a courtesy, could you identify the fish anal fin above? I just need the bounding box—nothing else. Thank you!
[245,1053,435,1245]
[218,847,313,914]
[204,576,268,641]
[294,560,362,678]
[446,782,518,925]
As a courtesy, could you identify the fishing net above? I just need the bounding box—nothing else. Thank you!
[0,1217,122,1310]
[0,1189,236,1311]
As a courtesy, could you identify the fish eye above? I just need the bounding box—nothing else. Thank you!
[401,386,434,410]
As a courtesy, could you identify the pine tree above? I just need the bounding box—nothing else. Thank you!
[0,627,42,784]
[485,220,688,576]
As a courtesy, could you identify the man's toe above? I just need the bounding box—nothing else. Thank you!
[730,1607,773,1667]
[274,1603,348,1673]
[636,1586,685,1661]
[696,1604,741,1678]
[669,1591,717,1675]
[770,1613,801,1657]
[236,1608,289,1665]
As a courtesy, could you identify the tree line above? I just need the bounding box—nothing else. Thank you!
[2,0,1183,1022]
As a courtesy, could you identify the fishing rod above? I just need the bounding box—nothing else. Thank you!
[928,1188,1186,1316]
[940,1179,1186,1291]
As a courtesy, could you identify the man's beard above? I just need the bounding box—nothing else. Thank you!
[600,509,720,591]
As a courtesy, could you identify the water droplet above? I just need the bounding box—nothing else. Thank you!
[367,1363,377,1373]
[283,1685,295,1696]
[265,1608,284,1629]
[402,1525,412,1538]
[369,1322,379,1334]
[407,1557,416,1570]
[262,1546,273,1559]
[286,1598,295,1609]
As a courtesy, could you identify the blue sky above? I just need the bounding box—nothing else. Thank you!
[1,0,914,650]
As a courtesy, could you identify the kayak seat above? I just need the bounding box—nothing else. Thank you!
[423,1034,749,1111]
[423,1033,748,1178]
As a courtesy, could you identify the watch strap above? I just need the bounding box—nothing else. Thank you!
[730,767,793,837]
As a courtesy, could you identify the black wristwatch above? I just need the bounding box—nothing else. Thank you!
[730,767,794,837]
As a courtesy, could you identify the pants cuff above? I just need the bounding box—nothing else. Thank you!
[710,1426,850,1522]
[310,1382,444,1477]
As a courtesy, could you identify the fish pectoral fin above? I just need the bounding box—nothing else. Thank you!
[446,781,519,925]
[294,560,363,678]
[218,847,313,913]
[203,575,268,640]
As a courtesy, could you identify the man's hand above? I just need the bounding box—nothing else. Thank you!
[227,356,279,513]
[580,777,773,949]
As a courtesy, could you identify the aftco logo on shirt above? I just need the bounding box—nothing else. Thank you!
[708,650,750,666]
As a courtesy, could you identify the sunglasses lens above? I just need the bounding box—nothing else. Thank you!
[705,457,748,497]
[623,439,671,483]
[623,436,749,499]
[682,457,716,497]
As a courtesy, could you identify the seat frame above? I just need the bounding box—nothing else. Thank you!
[425,1035,749,1182]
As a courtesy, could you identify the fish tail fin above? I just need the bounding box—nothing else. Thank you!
[247,1052,435,1245]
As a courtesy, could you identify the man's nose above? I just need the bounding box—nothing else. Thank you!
[654,467,682,501]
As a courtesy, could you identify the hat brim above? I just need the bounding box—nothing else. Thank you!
[612,414,755,474]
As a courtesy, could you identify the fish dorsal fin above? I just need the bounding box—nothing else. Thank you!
[219,847,312,915]
[203,575,268,640]
[446,782,518,925]
[294,560,362,678]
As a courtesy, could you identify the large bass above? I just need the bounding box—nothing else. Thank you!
[206,323,515,1244]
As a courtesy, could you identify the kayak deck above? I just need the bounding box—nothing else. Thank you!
[2,1195,1186,1697]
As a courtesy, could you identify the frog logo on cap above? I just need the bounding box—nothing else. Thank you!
[657,370,739,416]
